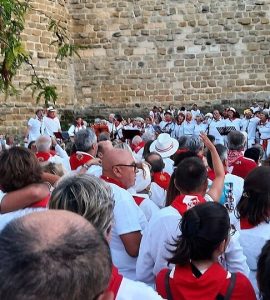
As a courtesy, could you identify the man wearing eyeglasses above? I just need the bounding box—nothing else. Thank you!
[101,148,147,280]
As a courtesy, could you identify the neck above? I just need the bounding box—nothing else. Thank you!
[191,259,215,272]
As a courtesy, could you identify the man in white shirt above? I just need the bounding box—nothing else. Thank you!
[24,109,44,144]
[159,111,175,136]
[101,148,147,280]
[240,109,260,148]
[43,106,61,136]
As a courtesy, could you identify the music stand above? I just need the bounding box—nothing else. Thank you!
[122,129,141,141]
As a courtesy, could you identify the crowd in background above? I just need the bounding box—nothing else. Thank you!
[0,101,269,299]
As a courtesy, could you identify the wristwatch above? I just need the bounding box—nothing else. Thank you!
[82,164,90,170]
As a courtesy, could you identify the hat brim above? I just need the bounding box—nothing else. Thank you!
[149,137,179,158]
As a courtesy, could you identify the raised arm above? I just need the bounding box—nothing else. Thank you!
[200,133,225,202]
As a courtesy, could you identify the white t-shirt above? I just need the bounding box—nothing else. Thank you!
[43,116,61,136]
[117,277,164,300]
[27,117,43,142]
[208,118,225,144]
[240,117,260,146]
[236,221,270,297]
[108,183,147,280]
[136,198,249,285]
[149,182,167,209]
[163,157,174,175]
[0,208,46,232]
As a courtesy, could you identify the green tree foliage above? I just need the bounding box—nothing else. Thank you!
[0,0,80,106]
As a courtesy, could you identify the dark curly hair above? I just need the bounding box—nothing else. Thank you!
[0,147,42,192]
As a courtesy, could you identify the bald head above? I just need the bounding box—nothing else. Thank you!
[102,148,136,188]
[0,210,112,300]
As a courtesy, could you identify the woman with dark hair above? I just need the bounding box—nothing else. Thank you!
[236,166,270,297]
[257,240,270,300]
[156,203,256,300]
[68,116,86,137]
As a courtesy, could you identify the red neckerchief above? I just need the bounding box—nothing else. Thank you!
[36,152,51,162]
[240,218,256,229]
[207,168,228,181]
[101,176,144,206]
[175,148,189,155]
[30,194,50,208]
[107,265,123,299]
[227,150,244,167]
[69,152,93,170]
[101,176,126,189]
[134,141,145,153]
[49,150,56,156]
[171,194,206,216]
[153,171,170,190]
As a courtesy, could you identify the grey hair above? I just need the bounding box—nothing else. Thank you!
[206,144,227,169]
[74,129,97,152]
[113,141,132,153]
[141,132,155,142]
[185,135,204,153]
[227,131,246,150]
[178,135,189,149]
[131,135,142,145]
[36,135,51,152]
[49,174,114,235]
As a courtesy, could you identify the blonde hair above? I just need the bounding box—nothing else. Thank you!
[40,162,65,177]
[49,174,114,235]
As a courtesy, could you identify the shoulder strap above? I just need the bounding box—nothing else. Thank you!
[224,273,236,300]
[216,273,237,300]
[165,269,174,300]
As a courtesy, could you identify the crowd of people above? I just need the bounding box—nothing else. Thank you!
[0,101,269,299]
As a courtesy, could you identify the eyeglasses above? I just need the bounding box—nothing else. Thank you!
[112,162,138,172]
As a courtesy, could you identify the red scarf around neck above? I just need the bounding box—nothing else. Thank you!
[171,194,206,216]
[227,150,244,167]
[153,171,170,190]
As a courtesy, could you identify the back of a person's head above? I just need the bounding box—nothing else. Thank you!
[36,135,51,152]
[49,175,114,235]
[244,147,260,164]
[257,240,270,300]
[184,135,204,154]
[145,152,164,173]
[97,131,111,142]
[236,166,270,226]
[227,131,246,150]
[169,202,230,266]
[175,157,207,194]
[0,210,112,300]
[142,140,153,159]
[0,147,42,192]
[206,144,227,170]
[40,161,65,177]
[74,129,97,152]
[173,150,198,167]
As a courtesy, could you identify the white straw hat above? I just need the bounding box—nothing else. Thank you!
[149,133,179,158]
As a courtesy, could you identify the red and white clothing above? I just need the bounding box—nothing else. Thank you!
[69,151,101,176]
[257,120,270,158]
[136,194,249,285]
[227,152,257,179]
[36,144,71,172]
[236,220,270,298]
[43,116,61,136]
[108,265,164,300]
[156,263,255,300]
[101,176,147,280]
[149,172,170,208]
[67,124,86,137]
[132,141,145,163]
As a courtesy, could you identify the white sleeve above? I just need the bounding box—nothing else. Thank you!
[27,118,34,127]
[55,144,69,160]
[68,125,75,136]
[136,216,179,285]
[0,190,7,206]
[114,194,143,235]
[224,231,250,277]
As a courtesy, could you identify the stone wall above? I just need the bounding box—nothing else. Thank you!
[1,0,270,134]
